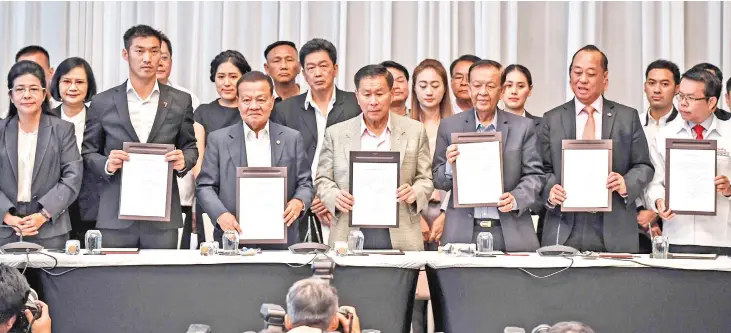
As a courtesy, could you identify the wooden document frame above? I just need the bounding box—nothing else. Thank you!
[348,151,400,228]
[450,132,503,208]
[236,167,288,244]
[665,139,717,216]
[561,140,613,212]
[118,142,174,222]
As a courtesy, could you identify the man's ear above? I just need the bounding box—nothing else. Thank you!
[284,314,293,330]
[326,314,340,331]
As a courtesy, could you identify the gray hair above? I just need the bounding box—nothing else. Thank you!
[286,278,339,329]
[548,321,596,333]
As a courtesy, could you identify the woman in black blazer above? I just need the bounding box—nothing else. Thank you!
[0,61,82,249]
[49,57,99,242]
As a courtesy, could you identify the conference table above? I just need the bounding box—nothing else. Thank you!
[426,254,731,332]
[4,250,731,333]
[1,250,427,333]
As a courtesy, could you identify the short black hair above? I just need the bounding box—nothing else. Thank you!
[264,41,297,60]
[15,45,50,66]
[569,44,608,73]
[726,77,731,95]
[501,64,533,87]
[7,60,51,118]
[645,59,681,85]
[682,68,722,103]
[50,57,98,103]
[380,60,410,82]
[449,54,481,76]
[123,25,162,51]
[354,64,394,90]
[299,38,337,66]
[209,50,252,82]
[467,59,503,82]
[236,71,274,96]
[160,31,172,56]
[691,63,723,99]
[0,264,31,324]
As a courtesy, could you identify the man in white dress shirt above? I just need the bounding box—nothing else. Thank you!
[82,25,197,249]
[636,59,680,251]
[156,32,203,248]
[647,68,731,255]
[196,71,314,248]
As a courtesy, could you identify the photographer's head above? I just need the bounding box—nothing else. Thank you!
[0,264,30,333]
[285,278,339,331]
[547,321,595,333]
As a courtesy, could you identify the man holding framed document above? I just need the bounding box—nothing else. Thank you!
[82,25,197,249]
[315,65,433,251]
[196,71,314,249]
[540,45,654,253]
[432,60,544,252]
[646,69,731,255]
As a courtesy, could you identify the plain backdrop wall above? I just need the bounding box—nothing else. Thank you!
[1,1,729,116]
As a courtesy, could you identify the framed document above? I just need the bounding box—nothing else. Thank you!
[665,139,717,215]
[118,143,174,221]
[450,132,503,208]
[561,140,613,212]
[349,151,400,228]
[236,167,288,244]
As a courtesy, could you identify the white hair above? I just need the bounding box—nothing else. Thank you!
[286,278,339,329]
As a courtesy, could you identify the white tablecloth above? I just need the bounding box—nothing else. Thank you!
[3,250,731,272]
[0,250,430,269]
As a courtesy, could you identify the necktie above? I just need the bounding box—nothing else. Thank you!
[582,106,596,140]
[692,124,705,140]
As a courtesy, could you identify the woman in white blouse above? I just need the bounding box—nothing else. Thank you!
[49,57,99,242]
[0,61,82,249]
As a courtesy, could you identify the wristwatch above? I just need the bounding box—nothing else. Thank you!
[40,209,51,221]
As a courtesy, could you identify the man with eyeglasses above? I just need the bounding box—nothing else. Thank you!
[646,68,731,255]
[689,63,731,121]
[539,45,654,253]
[450,55,481,114]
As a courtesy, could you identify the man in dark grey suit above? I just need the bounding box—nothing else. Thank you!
[540,45,654,253]
[433,60,544,252]
[82,25,197,249]
[197,71,314,248]
[270,38,361,244]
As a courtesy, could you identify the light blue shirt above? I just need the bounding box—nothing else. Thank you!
[445,111,516,219]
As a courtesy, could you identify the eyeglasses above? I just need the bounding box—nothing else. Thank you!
[10,86,45,97]
[675,93,708,104]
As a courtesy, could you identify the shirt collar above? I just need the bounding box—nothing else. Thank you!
[244,121,270,140]
[684,114,716,135]
[360,113,392,137]
[126,80,160,102]
[644,106,674,127]
[474,109,498,131]
[61,105,87,121]
[574,95,603,116]
[304,86,337,111]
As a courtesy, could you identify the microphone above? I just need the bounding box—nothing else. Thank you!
[0,224,43,254]
[532,324,551,333]
[186,324,211,333]
[535,202,578,256]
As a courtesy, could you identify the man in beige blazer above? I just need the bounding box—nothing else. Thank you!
[315,64,434,251]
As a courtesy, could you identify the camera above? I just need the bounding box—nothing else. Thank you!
[11,288,40,333]
[311,256,335,282]
[260,303,286,333]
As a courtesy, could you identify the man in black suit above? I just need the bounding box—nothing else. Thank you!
[540,45,654,253]
[82,25,197,249]
[691,63,731,121]
[270,38,361,244]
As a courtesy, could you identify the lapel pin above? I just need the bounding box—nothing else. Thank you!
[607,112,612,117]
[163,102,168,108]
[276,140,281,145]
